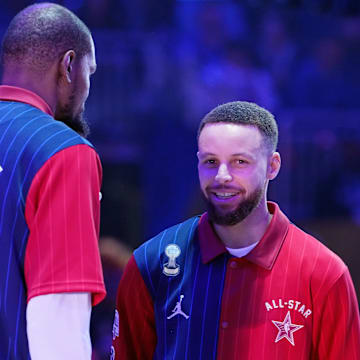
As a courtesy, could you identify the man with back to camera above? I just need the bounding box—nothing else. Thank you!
[0,3,106,359]
[112,101,360,359]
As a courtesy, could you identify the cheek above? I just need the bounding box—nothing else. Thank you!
[81,77,90,100]
[85,76,90,93]
[198,166,216,189]
[76,73,90,98]
[198,166,208,183]
[243,168,267,188]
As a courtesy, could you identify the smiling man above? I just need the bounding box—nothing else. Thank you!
[0,3,105,359]
[112,101,360,359]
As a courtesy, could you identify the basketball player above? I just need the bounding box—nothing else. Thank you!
[0,3,105,358]
[112,101,360,359]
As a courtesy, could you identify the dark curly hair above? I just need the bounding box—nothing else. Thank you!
[198,101,278,153]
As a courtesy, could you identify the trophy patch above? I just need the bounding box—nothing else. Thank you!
[163,244,181,276]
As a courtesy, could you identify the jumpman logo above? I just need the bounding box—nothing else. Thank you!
[167,295,189,320]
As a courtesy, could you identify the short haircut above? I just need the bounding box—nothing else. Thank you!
[1,2,92,72]
[198,101,278,153]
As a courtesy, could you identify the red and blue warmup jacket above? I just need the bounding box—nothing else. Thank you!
[0,86,105,359]
[113,202,360,360]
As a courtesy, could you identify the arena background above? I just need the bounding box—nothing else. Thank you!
[1,1,359,358]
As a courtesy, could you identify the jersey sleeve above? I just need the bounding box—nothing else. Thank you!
[112,255,156,360]
[24,144,106,306]
[312,268,360,359]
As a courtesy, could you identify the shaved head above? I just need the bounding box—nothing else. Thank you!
[0,3,96,138]
[1,2,92,73]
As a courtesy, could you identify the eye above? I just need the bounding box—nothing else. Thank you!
[203,159,217,167]
[234,159,247,166]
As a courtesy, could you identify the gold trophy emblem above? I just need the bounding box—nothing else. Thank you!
[163,244,181,276]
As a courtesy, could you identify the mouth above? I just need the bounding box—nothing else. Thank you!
[212,191,240,200]
[208,187,242,203]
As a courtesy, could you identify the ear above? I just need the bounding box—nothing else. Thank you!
[267,152,281,180]
[58,50,76,83]
[196,151,202,165]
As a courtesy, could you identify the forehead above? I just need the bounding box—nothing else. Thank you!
[198,122,264,154]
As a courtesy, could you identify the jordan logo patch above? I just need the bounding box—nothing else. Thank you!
[167,295,189,320]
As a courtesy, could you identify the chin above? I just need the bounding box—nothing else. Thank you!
[203,186,264,226]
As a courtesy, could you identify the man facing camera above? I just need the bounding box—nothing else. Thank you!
[112,101,360,359]
[0,3,105,359]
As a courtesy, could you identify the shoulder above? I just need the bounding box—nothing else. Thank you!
[3,103,93,149]
[4,104,98,196]
[137,216,200,251]
[134,216,200,268]
[287,223,347,291]
[24,110,95,163]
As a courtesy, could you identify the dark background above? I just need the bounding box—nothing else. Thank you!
[1,1,359,358]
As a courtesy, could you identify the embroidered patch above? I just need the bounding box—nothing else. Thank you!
[163,244,181,276]
[272,311,304,346]
[167,295,189,320]
[265,298,312,319]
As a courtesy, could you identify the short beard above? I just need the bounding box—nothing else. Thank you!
[57,111,90,138]
[204,186,264,226]
[55,93,90,138]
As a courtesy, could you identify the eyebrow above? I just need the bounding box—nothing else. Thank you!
[199,152,255,159]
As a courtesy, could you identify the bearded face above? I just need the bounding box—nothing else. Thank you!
[197,122,278,227]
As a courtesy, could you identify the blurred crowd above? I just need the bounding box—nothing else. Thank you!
[81,2,360,239]
[1,1,360,359]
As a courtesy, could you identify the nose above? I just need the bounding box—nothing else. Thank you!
[215,163,232,184]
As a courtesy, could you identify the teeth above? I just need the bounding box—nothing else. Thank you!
[215,192,236,198]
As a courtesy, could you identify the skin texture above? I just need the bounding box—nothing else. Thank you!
[197,122,281,248]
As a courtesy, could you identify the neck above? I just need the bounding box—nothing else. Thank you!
[213,199,272,248]
[1,67,57,113]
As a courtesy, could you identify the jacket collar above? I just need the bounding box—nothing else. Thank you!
[198,202,289,270]
[0,85,53,116]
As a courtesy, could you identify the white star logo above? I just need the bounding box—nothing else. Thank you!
[0,165,3,173]
[272,311,304,346]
